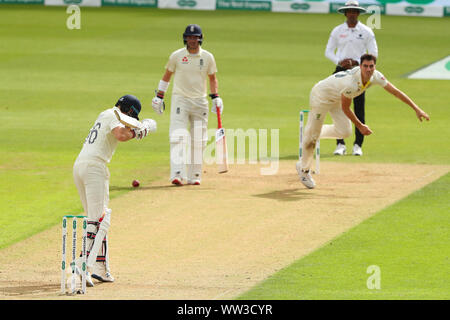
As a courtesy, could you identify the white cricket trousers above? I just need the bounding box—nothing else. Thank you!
[300,87,352,171]
[169,94,209,182]
[73,159,111,271]
[73,159,109,222]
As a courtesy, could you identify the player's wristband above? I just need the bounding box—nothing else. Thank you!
[158,80,169,93]
[209,93,219,99]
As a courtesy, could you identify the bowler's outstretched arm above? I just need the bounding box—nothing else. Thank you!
[383,82,430,122]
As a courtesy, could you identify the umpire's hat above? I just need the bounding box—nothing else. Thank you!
[337,0,367,14]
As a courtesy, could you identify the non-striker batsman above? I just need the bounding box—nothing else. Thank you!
[152,24,223,186]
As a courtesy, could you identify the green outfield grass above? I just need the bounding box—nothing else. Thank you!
[0,5,449,298]
[238,172,450,300]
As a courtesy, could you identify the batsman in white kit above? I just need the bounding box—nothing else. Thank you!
[152,24,223,186]
[297,54,430,189]
[73,95,156,286]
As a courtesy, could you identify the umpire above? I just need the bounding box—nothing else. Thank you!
[325,0,378,156]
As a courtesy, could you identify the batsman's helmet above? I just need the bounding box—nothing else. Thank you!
[183,24,203,45]
[115,94,141,120]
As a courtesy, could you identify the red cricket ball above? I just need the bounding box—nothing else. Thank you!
[132,180,140,188]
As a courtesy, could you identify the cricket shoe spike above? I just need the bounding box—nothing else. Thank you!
[187,179,201,185]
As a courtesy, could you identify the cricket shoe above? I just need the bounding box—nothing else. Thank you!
[89,262,115,283]
[75,258,94,287]
[352,144,363,156]
[74,265,94,288]
[92,271,115,283]
[171,175,184,186]
[333,143,346,156]
[86,271,95,287]
[300,170,316,189]
[187,179,201,185]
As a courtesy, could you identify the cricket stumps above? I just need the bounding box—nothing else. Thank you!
[61,215,87,295]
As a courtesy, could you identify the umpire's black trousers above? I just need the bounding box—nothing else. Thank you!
[333,65,365,147]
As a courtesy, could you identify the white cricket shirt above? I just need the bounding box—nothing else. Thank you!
[325,21,378,66]
[166,47,217,99]
[313,66,388,104]
[76,107,124,164]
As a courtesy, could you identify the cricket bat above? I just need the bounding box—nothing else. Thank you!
[114,108,142,129]
[215,106,228,173]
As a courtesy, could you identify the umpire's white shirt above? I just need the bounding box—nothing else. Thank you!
[325,21,378,66]
[166,47,217,99]
[76,107,124,164]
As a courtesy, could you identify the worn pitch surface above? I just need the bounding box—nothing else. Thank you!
[0,161,448,300]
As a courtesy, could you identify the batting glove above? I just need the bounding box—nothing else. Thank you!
[134,119,157,140]
[152,91,165,115]
[142,119,157,133]
[210,94,223,115]
[134,127,147,140]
